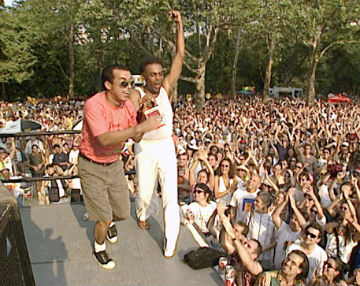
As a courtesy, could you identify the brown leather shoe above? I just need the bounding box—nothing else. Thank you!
[137,220,149,230]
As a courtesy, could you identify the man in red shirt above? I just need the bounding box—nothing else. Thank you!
[79,64,160,269]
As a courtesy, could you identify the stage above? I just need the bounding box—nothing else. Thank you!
[20,202,223,286]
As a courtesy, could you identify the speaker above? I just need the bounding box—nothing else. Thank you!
[0,183,35,286]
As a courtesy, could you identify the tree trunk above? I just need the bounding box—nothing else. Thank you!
[1,82,5,101]
[307,49,318,104]
[96,51,104,92]
[307,37,320,105]
[68,21,75,98]
[263,35,275,101]
[194,62,206,109]
[231,29,241,99]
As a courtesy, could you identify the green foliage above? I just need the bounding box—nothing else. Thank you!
[0,0,359,102]
[0,8,36,84]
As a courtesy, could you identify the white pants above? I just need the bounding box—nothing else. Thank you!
[134,137,180,249]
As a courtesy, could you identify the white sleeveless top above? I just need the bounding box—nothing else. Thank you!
[136,86,173,140]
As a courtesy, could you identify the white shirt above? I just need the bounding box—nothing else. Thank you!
[136,87,173,140]
[286,241,327,283]
[188,201,217,233]
[318,184,331,208]
[246,211,275,263]
[69,149,79,165]
[326,233,356,263]
[230,187,260,224]
[273,222,301,269]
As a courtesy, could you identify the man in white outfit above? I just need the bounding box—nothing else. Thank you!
[130,10,184,258]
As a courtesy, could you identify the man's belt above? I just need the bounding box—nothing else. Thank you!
[79,153,117,166]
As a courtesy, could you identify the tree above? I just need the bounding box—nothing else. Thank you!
[180,0,244,106]
[247,0,303,100]
[0,7,36,99]
[297,0,360,103]
[119,0,243,106]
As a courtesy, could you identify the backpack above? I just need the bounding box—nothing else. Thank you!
[184,247,224,270]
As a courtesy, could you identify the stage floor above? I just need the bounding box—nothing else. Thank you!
[20,202,223,286]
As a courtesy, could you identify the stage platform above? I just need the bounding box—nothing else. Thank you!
[20,202,223,286]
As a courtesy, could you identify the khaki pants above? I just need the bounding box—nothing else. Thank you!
[79,156,129,222]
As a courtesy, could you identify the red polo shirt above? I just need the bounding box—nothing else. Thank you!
[79,92,137,163]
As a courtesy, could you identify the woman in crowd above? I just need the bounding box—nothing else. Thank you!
[186,183,217,235]
[214,158,238,205]
[312,257,348,286]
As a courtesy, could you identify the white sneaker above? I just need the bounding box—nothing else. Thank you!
[93,250,116,270]
[163,246,176,258]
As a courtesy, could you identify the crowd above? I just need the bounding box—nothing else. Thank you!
[2,94,360,285]
[172,96,360,285]
[0,99,84,205]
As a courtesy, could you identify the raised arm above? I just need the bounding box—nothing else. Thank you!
[8,137,16,160]
[272,195,288,229]
[162,11,185,98]
[305,186,325,220]
[201,156,215,190]
[189,154,200,187]
[326,195,342,218]
[352,175,360,205]
[288,188,307,229]
[219,206,262,275]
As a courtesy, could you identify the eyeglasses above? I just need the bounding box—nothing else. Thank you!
[118,80,134,88]
[306,230,318,239]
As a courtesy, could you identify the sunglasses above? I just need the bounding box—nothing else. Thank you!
[221,164,230,168]
[306,230,318,239]
[295,165,302,169]
[340,206,348,211]
[118,80,134,88]
[195,189,205,194]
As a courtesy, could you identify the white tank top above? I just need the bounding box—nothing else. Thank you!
[136,86,173,140]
